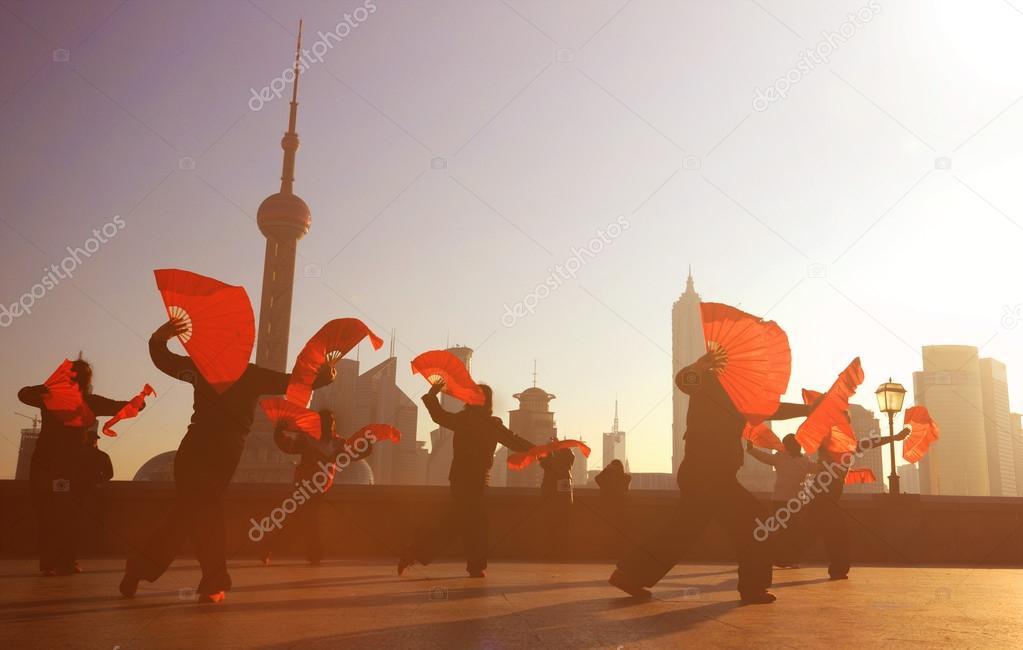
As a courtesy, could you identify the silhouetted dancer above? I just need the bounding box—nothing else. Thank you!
[398,380,533,578]
[806,417,908,580]
[609,348,813,604]
[18,357,131,576]
[261,410,371,566]
[595,459,631,558]
[745,435,817,568]
[539,443,575,558]
[119,317,334,603]
[79,428,115,553]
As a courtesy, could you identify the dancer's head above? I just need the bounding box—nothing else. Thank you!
[782,434,802,457]
[71,354,93,394]
[607,459,625,473]
[467,384,493,416]
[318,409,338,442]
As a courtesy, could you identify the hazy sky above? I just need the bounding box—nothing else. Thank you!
[3,0,1023,480]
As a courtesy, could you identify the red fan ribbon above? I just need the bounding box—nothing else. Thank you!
[700,302,791,421]
[154,269,255,393]
[845,468,876,484]
[102,384,156,437]
[796,358,864,455]
[507,439,591,471]
[42,359,95,427]
[286,318,384,407]
[902,406,940,463]
[411,350,485,405]
[743,422,785,452]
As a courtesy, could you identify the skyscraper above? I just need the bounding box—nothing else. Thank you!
[845,404,883,494]
[978,358,1016,496]
[506,383,557,488]
[913,345,990,496]
[352,354,420,485]
[15,425,39,480]
[897,463,920,494]
[672,269,704,473]
[1010,413,1023,497]
[426,346,474,485]
[602,400,628,472]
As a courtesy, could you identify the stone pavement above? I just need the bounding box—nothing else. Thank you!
[1,559,1021,648]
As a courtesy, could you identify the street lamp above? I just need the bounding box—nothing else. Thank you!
[875,378,907,496]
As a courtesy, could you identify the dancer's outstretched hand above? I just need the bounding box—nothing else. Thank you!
[428,379,446,396]
[313,363,337,388]
[152,317,188,342]
[895,426,910,441]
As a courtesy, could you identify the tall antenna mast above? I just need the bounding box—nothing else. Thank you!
[532,359,538,387]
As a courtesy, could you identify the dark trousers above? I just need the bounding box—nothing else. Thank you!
[260,492,326,564]
[617,475,772,596]
[30,479,77,573]
[130,439,238,594]
[770,500,806,566]
[408,483,488,573]
[806,492,850,578]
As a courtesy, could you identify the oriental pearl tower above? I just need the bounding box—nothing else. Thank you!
[255,21,310,373]
[233,23,312,484]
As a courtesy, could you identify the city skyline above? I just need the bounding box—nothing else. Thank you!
[5,2,1023,488]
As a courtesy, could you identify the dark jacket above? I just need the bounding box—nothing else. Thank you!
[423,393,533,487]
[540,449,575,500]
[149,337,291,455]
[17,385,125,484]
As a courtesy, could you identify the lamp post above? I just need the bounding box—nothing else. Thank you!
[875,378,907,496]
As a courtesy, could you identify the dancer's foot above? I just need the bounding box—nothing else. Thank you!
[260,552,271,566]
[740,590,777,605]
[198,591,226,604]
[609,569,652,599]
[119,567,140,598]
[774,563,800,569]
[40,568,57,577]
[468,570,486,578]
[71,561,83,573]
[397,555,415,576]
[828,573,849,581]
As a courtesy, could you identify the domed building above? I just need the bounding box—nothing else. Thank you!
[507,379,557,489]
[334,458,375,486]
[133,451,176,482]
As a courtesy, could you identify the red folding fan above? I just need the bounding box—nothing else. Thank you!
[742,422,785,452]
[102,384,156,437]
[845,468,876,485]
[411,350,486,405]
[260,398,322,441]
[42,359,95,427]
[700,302,791,421]
[507,439,591,471]
[154,269,255,394]
[343,423,401,452]
[286,318,384,407]
[796,358,864,455]
[902,405,940,463]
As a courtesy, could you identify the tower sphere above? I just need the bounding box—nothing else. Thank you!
[257,192,310,240]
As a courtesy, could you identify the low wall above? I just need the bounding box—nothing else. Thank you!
[1,480,1021,566]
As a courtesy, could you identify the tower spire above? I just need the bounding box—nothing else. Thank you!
[280,20,303,195]
[613,398,619,433]
[685,265,695,294]
[532,359,538,387]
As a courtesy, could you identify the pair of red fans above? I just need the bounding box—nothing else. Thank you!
[411,350,592,469]
[704,303,939,469]
[41,359,156,436]
[154,269,397,449]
